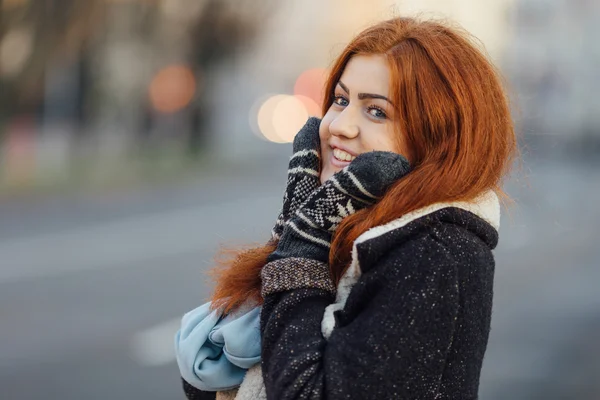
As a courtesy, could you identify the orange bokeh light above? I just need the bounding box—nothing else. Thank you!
[149,65,196,113]
[257,95,288,143]
[294,68,327,112]
[295,94,321,117]
[272,96,310,143]
[257,95,309,143]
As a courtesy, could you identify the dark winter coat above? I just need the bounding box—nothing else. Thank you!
[183,190,500,400]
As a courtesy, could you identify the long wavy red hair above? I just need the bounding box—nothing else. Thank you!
[209,17,516,314]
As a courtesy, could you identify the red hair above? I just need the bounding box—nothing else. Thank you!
[209,17,517,313]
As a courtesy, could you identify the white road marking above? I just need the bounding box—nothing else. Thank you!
[130,318,182,367]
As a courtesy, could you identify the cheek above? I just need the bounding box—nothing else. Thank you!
[369,126,406,155]
[318,125,328,144]
[319,115,333,151]
[319,112,333,141]
[363,131,396,153]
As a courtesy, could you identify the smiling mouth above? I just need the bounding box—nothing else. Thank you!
[332,148,357,162]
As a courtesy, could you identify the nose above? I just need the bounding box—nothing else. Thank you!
[328,108,359,139]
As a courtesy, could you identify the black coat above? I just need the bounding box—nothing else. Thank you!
[184,191,500,400]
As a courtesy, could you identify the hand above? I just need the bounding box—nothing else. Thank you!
[271,117,322,241]
[269,151,411,263]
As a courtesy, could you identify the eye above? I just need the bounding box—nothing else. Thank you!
[367,105,387,120]
[333,95,349,107]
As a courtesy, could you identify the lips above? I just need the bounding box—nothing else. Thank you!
[329,152,351,168]
[327,144,358,169]
[332,148,356,162]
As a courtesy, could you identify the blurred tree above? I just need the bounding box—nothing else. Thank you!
[0,0,278,154]
[0,0,104,122]
[185,0,278,154]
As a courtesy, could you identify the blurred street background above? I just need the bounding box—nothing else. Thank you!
[1,0,599,399]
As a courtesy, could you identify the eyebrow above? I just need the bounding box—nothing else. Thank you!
[338,81,394,106]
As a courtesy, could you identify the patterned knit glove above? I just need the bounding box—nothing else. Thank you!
[270,117,322,241]
[261,151,411,297]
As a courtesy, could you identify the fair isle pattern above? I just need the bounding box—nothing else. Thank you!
[286,166,319,176]
[321,190,501,339]
[261,257,335,297]
[287,221,331,248]
[345,169,378,199]
[329,175,373,205]
[271,148,320,240]
[295,186,352,233]
[290,148,319,163]
[292,166,379,242]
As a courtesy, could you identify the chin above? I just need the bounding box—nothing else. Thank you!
[319,166,337,184]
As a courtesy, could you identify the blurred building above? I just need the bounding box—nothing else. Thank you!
[214,0,518,158]
[208,0,395,159]
[0,0,278,187]
[4,0,593,193]
[503,0,600,139]
[395,0,516,62]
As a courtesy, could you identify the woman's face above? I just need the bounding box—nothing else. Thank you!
[319,54,408,184]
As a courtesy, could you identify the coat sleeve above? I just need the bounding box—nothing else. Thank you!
[259,240,460,400]
[181,378,217,400]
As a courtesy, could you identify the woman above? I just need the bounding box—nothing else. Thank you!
[176,16,516,400]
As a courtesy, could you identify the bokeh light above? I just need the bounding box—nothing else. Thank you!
[2,116,36,184]
[295,94,321,117]
[2,2,600,399]
[257,94,288,143]
[294,68,327,113]
[0,28,33,78]
[248,94,272,141]
[149,65,197,113]
[257,95,309,143]
[272,95,309,143]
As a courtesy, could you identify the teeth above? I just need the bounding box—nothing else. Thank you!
[333,148,356,162]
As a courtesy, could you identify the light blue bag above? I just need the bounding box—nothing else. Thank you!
[174,301,262,391]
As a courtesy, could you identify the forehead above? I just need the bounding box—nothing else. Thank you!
[339,54,391,96]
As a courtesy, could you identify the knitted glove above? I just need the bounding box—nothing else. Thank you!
[270,117,322,241]
[262,151,411,297]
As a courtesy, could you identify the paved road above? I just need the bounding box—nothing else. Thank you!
[0,152,598,399]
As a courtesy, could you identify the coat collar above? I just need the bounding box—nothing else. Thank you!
[354,190,500,246]
[321,190,501,339]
